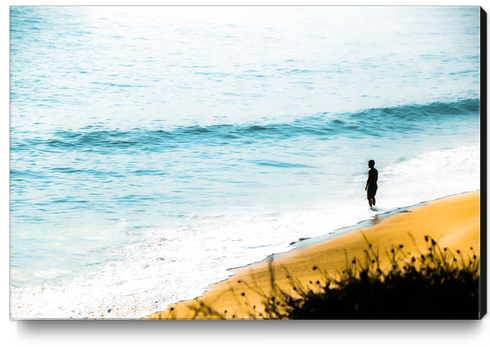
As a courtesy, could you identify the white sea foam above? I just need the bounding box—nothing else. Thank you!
[378,143,480,209]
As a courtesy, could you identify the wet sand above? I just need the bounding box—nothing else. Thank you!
[144,190,480,319]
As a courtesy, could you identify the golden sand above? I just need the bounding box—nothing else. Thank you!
[144,191,480,319]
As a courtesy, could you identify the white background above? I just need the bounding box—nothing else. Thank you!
[4,1,489,346]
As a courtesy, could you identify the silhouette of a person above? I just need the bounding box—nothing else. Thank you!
[365,159,378,209]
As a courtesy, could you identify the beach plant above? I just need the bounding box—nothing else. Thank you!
[184,234,480,320]
[279,235,479,319]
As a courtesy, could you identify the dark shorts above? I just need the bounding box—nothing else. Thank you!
[367,183,378,198]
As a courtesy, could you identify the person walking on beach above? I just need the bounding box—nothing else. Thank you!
[365,159,378,209]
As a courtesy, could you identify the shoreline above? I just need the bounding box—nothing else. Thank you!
[144,190,481,319]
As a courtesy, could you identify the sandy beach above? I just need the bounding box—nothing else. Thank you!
[144,190,481,319]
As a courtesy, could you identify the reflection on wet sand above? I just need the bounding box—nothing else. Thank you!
[370,214,381,226]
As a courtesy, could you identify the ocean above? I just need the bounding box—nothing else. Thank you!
[10,6,481,319]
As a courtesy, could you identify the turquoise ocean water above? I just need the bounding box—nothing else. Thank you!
[10,6,481,318]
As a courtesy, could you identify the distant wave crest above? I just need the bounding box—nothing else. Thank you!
[11,99,479,154]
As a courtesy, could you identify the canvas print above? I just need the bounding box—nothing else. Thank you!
[10,6,485,320]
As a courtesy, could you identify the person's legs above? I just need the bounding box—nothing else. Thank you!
[367,184,377,207]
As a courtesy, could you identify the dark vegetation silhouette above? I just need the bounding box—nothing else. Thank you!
[182,234,480,320]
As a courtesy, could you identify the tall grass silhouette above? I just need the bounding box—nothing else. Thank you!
[184,234,480,320]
